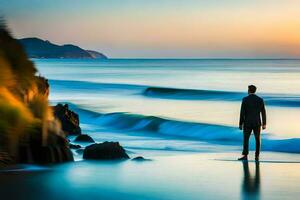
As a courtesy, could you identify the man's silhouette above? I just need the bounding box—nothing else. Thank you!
[238,85,266,161]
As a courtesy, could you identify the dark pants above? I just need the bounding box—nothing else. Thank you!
[242,126,261,157]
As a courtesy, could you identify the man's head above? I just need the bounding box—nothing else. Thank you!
[248,85,257,94]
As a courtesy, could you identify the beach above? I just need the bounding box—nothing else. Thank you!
[1,58,300,199]
[2,1,300,199]
[1,150,300,200]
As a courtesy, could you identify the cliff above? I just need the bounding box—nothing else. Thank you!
[0,22,73,166]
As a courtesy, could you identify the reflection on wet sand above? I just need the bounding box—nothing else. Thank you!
[242,161,260,200]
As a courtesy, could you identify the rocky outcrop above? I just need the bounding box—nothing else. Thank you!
[132,156,148,161]
[18,145,73,164]
[0,20,74,165]
[83,142,129,160]
[74,134,95,143]
[18,127,74,164]
[0,152,15,168]
[53,104,81,135]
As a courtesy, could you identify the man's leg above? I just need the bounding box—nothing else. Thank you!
[253,126,261,158]
[242,127,252,156]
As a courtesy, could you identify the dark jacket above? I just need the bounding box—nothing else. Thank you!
[239,94,266,127]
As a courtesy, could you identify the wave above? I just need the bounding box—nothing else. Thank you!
[49,79,300,107]
[68,104,242,142]
[144,87,242,100]
[49,79,146,94]
[69,104,300,153]
[144,87,300,107]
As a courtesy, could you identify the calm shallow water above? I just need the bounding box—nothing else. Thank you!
[1,153,300,200]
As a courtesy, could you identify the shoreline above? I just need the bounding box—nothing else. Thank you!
[1,151,300,199]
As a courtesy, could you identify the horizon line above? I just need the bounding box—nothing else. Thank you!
[49,57,300,60]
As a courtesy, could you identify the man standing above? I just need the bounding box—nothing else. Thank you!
[238,85,266,161]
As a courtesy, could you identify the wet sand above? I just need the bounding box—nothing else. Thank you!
[1,151,300,200]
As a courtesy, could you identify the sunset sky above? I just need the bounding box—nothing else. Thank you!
[1,0,300,58]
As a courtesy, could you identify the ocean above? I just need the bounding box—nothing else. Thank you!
[2,59,300,200]
[35,59,300,154]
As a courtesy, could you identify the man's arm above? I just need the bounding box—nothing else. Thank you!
[261,99,266,129]
[239,99,245,130]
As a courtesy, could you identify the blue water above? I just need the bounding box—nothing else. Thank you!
[34,59,300,153]
[3,153,300,200]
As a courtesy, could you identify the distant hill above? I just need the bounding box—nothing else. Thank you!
[18,37,107,59]
[86,50,107,59]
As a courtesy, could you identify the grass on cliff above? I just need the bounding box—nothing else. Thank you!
[0,19,62,158]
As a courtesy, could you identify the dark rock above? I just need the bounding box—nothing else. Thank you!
[83,142,130,160]
[132,156,146,161]
[18,132,74,164]
[69,143,82,149]
[0,152,15,168]
[53,104,81,135]
[18,124,74,164]
[27,146,73,164]
[74,134,95,143]
[132,156,151,161]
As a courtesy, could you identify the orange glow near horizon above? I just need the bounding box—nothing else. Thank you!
[3,0,300,58]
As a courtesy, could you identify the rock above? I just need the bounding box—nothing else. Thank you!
[132,156,146,161]
[21,146,73,164]
[18,146,74,164]
[53,104,81,135]
[83,142,130,160]
[74,134,95,143]
[69,143,82,149]
[18,133,74,164]
[0,152,15,168]
[132,156,151,161]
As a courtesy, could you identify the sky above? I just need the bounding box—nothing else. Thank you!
[1,0,300,58]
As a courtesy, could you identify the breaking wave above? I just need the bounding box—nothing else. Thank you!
[70,104,300,153]
[144,87,300,107]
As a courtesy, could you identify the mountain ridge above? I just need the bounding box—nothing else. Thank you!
[18,37,107,59]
